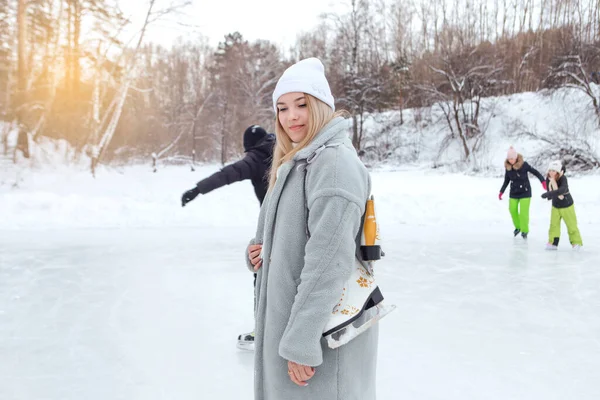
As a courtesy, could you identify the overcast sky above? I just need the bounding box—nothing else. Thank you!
[120,0,339,49]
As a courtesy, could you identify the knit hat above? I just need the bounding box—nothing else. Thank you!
[507,146,517,159]
[272,58,335,113]
[243,125,267,151]
[547,160,563,173]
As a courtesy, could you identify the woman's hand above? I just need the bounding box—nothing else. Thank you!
[287,360,315,386]
[248,244,263,271]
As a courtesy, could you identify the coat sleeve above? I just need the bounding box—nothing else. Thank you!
[245,238,258,273]
[545,175,569,199]
[245,193,269,273]
[196,153,259,194]
[500,170,510,193]
[526,162,545,182]
[278,189,364,367]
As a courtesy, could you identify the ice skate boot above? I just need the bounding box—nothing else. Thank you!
[513,229,521,237]
[236,331,254,351]
[322,261,395,349]
[323,196,395,349]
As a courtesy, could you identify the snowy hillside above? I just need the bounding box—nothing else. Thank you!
[363,87,600,173]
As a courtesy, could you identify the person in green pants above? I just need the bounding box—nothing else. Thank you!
[541,160,583,250]
[499,147,547,239]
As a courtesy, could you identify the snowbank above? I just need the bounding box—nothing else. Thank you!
[363,87,600,173]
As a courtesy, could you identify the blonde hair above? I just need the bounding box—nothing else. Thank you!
[268,94,345,189]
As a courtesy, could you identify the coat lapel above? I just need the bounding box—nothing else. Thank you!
[293,117,351,161]
[262,160,294,258]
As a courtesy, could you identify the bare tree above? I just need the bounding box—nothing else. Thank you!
[90,0,190,175]
[326,0,391,150]
[14,0,29,160]
[0,0,14,156]
[416,45,504,162]
[237,40,283,123]
[91,0,158,175]
[545,47,600,125]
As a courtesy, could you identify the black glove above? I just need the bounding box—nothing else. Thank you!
[182,187,200,207]
[541,192,549,199]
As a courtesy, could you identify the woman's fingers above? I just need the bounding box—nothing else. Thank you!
[248,244,262,253]
[291,367,305,386]
[248,246,262,261]
[287,361,313,386]
[250,250,261,260]
[249,244,263,268]
[248,244,263,270]
[296,367,311,382]
[303,365,315,380]
[288,370,304,386]
[289,367,307,386]
[296,365,314,382]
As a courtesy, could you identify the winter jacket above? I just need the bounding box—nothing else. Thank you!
[196,134,274,205]
[545,173,574,209]
[500,154,545,199]
[247,117,378,400]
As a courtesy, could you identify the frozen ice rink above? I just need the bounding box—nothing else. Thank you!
[1,166,599,399]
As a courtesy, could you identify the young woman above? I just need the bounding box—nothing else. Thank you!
[246,58,378,399]
[542,160,583,250]
[499,146,547,238]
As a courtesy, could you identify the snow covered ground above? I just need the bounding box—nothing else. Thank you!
[1,164,600,399]
[364,87,600,170]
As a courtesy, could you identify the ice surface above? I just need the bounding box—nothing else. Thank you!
[1,166,599,399]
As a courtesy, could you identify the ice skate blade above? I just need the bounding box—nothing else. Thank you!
[236,341,255,352]
[325,303,396,349]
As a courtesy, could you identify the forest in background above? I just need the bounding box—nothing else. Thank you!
[1,0,600,172]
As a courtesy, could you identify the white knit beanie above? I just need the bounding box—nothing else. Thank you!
[547,160,562,173]
[272,58,335,113]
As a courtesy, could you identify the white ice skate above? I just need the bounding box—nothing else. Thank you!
[323,196,395,349]
[322,261,396,349]
[545,243,558,251]
[572,244,582,251]
[236,331,255,351]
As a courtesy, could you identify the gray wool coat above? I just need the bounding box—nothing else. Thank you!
[246,117,379,400]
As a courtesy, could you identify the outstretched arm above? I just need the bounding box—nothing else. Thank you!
[196,153,260,194]
[500,170,510,194]
[526,163,546,183]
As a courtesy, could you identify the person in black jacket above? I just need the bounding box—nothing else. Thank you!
[181,125,274,206]
[499,147,547,238]
[181,124,275,351]
[541,160,583,250]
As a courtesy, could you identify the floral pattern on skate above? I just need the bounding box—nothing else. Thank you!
[332,267,374,315]
[356,267,374,288]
